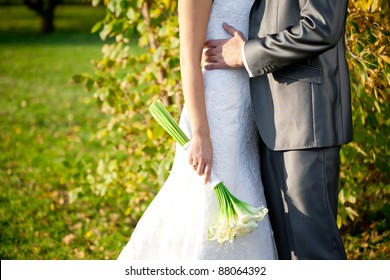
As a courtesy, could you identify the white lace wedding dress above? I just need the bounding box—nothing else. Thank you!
[118,0,277,260]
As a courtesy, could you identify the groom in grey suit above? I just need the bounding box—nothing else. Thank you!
[204,0,353,259]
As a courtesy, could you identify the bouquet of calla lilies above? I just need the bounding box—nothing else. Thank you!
[149,99,268,244]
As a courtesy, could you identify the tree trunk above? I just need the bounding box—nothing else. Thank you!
[24,0,61,34]
[40,10,55,34]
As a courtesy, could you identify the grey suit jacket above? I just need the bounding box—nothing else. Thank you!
[244,0,353,150]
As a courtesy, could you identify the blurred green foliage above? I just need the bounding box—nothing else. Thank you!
[338,0,390,259]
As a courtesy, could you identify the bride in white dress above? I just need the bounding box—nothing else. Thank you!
[118,0,277,260]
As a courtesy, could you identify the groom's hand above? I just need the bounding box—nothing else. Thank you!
[203,23,246,70]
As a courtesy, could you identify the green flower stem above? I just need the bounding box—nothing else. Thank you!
[220,182,255,214]
[149,100,190,146]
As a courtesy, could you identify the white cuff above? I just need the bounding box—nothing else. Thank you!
[242,41,254,78]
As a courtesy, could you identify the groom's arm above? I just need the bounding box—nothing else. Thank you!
[244,0,348,77]
[205,0,348,77]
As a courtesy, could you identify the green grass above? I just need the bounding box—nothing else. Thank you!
[0,5,126,259]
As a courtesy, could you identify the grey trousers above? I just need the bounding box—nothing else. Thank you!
[260,141,347,260]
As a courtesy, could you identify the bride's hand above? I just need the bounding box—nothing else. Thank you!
[188,135,213,184]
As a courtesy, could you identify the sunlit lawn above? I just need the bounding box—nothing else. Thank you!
[0,4,126,259]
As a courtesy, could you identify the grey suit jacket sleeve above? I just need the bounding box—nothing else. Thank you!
[244,0,348,77]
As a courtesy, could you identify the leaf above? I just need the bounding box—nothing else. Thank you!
[99,23,113,41]
[91,21,103,34]
[84,78,94,92]
[146,128,153,140]
[382,55,390,64]
[345,207,359,220]
[92,0,101,7]
[71,74,85,84]
[126,8,136,21]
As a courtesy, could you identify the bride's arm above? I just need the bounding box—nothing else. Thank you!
[178,0,213,183]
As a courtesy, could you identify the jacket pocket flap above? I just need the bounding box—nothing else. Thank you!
[273,64,323,84]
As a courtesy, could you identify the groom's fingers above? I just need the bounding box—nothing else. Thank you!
[203,46,228,69]
[205,24,243,47]
[222,22,236,36]
[204,46,217,57]
[204,54,219,63]
[204,61,228,70]
[223,22,245,39]
[205,38,227,48]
